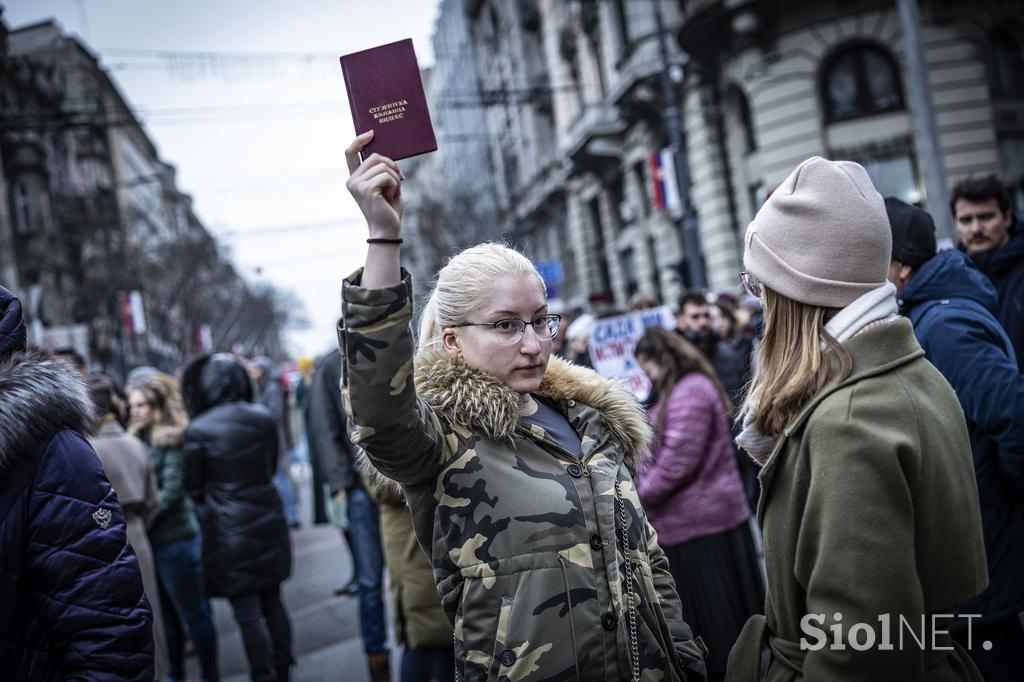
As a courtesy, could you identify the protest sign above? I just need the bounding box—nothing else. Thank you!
[588,306,675,399]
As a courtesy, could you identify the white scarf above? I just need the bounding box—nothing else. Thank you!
[823,282,899,342]
[736,283,899,463]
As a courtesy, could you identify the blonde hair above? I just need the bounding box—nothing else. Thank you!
[417,243,546,355]
[742,287,852,437]
[128,371,189,436]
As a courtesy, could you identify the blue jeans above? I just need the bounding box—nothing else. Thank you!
[274,454,299,526]
[347,486,387,654]
[153,534,220,681]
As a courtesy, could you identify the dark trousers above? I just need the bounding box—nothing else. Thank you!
[348,486,388,654]
[153,535,220,681]
[953,615,1024,682]
[228,586,294,682]
[401,645,454,682]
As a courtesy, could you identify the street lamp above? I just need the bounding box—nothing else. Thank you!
[653,1,707,289]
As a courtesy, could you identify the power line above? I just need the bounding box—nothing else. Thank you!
[215,217,363,240]
[98,47,342,59]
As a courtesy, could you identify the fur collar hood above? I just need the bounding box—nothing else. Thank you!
[414,352,652,463]
[0,351,95,481]
[148,423,187,449]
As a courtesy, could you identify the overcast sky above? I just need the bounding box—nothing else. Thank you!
[3,0,440,359]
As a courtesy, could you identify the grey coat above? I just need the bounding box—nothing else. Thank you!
[89,420,168,681]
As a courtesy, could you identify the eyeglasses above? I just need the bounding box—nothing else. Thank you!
[449,314,562,344]
[739,271,763,298]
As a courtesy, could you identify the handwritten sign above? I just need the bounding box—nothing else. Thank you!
[588,306,676,399]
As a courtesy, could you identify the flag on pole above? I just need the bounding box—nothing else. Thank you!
[118,291,147,335]
[649,149,681,215]
[128,291,146,334]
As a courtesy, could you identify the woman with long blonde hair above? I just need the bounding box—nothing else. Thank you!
[726,157,987,681]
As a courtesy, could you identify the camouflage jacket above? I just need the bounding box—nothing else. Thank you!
[339,270,708,682]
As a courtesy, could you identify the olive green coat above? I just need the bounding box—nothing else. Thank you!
[340,270,707,682]
[364,471,453,649]
[727,319,988,682]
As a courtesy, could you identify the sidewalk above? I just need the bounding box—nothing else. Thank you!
[182,453,396,682]
[184,524,377,682]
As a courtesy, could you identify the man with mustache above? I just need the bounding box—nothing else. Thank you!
[954,175,1024,369]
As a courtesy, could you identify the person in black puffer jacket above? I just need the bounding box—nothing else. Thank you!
[181,353,294,682]
[0,284,154,681]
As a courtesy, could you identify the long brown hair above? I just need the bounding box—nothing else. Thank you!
[128,371,189,439]
[743,287,852,437]
[634,326,731,435]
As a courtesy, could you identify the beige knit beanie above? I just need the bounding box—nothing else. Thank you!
[743,156,892,309]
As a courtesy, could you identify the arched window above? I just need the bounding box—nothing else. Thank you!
[727,84,757,153]
[988,29,1024,96]
[821,43,904,123]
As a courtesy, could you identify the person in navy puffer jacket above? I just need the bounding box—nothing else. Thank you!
[886,198,1024,682]
[0,284,154,681]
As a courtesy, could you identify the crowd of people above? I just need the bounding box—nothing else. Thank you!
[0,128,1021,682]
[0,323,296,681]
[339,128,1022,682]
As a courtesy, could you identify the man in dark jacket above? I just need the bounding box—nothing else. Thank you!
[887,198,1024,681]
[0,284,154,681]
[953,175,1024,369]
[182,353,294,682]
[674,289,750,406]
[308,348,389,682]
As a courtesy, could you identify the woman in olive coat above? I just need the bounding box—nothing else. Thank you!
[726,157,988,681]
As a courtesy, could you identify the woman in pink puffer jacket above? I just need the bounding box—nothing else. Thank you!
[635,326,764,681]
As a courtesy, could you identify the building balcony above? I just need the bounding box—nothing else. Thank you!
[512,159,568,224]
[564,104,626,177]
[677,0,770,66]
[607,37,664,123]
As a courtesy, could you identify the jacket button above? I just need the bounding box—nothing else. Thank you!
[590,534,603,551]
[499,648,516,666]
[567,463,583,478]
[567,399,576,407]
[602,612,617,631]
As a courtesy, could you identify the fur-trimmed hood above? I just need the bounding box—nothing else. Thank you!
[358,352,653,502]
[414,351,652,463]
[0,351,95,481]
[148,423,187,449]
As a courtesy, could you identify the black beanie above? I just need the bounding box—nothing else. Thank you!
[884,197,936,268]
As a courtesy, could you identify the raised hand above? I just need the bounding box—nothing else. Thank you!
[345,131,405,238]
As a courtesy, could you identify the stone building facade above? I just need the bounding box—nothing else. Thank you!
[678,0,1024,261]
[460,0,696,311]
[402,0,1024,312]
[2,18,215,370]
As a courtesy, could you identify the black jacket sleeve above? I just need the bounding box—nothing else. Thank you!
[309,349,360,494]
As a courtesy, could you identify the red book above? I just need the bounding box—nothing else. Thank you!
[340,39,437,162]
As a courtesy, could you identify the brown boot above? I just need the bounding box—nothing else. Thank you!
[367,651,390,682]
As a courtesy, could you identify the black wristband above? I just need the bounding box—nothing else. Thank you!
[366,237,403,245]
